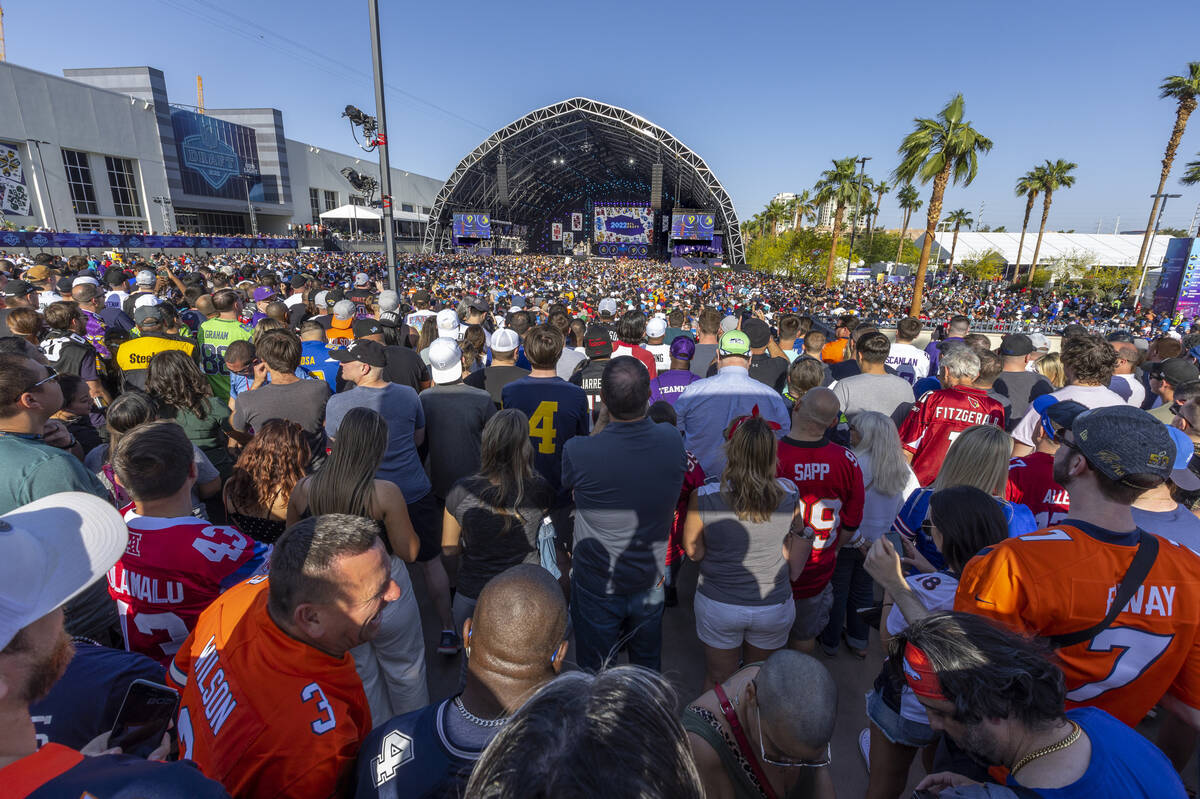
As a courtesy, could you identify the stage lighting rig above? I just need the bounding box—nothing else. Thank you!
[340,167,379,204]
[343,104,380,152]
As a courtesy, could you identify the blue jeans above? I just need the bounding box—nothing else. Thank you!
[818,547,874,651]
[571,577,665,672]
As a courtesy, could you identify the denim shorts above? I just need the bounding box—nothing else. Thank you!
[865,687,938,748]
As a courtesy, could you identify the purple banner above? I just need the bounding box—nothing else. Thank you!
[0,231,297,250]
[1171,238,1200,320]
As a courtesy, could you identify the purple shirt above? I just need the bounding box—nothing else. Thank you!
[650,369,701,406]
[925,336,963,375]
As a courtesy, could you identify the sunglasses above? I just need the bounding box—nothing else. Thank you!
[28,368,59,391]
[753,683,831,768]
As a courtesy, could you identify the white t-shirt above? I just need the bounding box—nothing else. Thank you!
[1111,372,1147,408]
[645,343,671,371]
[1012,384,1126,446]
[886,342,931,386]
[886,571,959,725]
[854,450,921,543]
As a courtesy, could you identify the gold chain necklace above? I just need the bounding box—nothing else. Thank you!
[1011,721,1082,776]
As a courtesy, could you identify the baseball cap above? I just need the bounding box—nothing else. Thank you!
[428,337,463,384]
[436,308,461,337]
[354,272,370,287]
[352,318,382,338]
[1061,405,1173,486]
[135,269,155,286]
[24,264,50,281]
[999,333,1035,357]
[252,286,276,302]
[0,492,128,650]
[669,336,696,361]
[467,297,490,313]
[332,299,357,320]
[314,290,329,309]
[1028,332,1050,351]
[289,275,307,289]
[598,298,618,315]
[1,279,37,298]
[583,325,614,358]
[329,339,388,367]
[71,276,100,288]
[133,305,163,325]
[378,290,400,313]
[646,317,667,338]
[325,289,345,308]
[1031,395,1087,442]
[719,315,739,334]
[1167,426,1200,491]
[1151,358,1200,386]
[718,330,751,357]
[492,328,520,353]
[742,318,771,349]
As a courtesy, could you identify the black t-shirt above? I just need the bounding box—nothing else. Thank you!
[346,288,374,317]
[569,358,607,416]
[464,364,530,407]
[991,370,1054,431]
[749,353,790,392]
[287,302,310,329]
[382,345,429,392]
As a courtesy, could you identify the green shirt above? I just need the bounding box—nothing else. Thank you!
[0,433,110,514]
[197,317,253,400]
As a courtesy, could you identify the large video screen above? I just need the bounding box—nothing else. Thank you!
[671,211,715,241]
[453,212,491,239]
[594,204,653,244]
[170,106,265,201]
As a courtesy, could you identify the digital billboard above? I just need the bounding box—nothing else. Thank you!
[453,212,491,238]
[671,211,715,241]
[593,204,653,244]
[1171,239,1200,320]
[170,106,263,201]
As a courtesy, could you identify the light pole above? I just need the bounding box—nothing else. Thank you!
[842,156,871,284]
[368,0,397,290]
[1134,192,1182,309]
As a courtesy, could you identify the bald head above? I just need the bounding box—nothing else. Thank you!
[195,294,215,317]
[755,650,837,752]
[1113,342,1139,375]
[795,387,840,429]
[71,284,99,306]
[470,564,567,678]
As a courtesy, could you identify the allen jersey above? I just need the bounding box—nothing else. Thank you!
[776,436,865,598]
[955,521,1200,728]
[1005,452,1070,528]
[169,578,371,799]
[898,385,1006,485]
[109,512,269,665]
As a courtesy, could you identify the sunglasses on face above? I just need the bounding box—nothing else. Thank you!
[28,368,59,391]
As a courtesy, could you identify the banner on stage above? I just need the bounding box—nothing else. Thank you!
[563,231,573,248]
[0,142,32,216]
[571,212,582,231]
[593,204,653,245]
[551,223,563,241]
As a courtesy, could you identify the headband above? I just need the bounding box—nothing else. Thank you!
[902,642,947,702]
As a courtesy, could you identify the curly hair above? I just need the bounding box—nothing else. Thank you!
[1061,334,1117,385]
[224,419,310,514]
[146,350,213,420]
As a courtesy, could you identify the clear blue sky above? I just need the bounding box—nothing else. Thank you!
[9,0,1200,233]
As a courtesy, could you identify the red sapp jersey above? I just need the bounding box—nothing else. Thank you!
[1006,452,1070,528]
[109,512,268,665]
[899,385,1005,485]
[777,437,865,598]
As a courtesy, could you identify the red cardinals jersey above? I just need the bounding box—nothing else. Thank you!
[898,385,1006,485]
[956,523,1200,727]
[776,437,865,598]
[668,450,706,568]
[169,577,371,799]
[109,512,268,665]
[1006,452,1070,528]
[612,344,659,379]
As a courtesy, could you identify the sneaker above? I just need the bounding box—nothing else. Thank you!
[858,728,871,772]
[437,629,461,655]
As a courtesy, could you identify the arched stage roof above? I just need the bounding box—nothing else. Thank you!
[422,97,744,263]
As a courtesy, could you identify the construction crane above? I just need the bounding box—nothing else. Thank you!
[196,75,204,115]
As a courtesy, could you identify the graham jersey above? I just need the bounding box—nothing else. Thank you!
[501,375,590,502]
[3,744,230,799]
[169,578,371,799]
[109,512,268,665]
[898,385,1006,485]
[197,318,253,400]
[955,521,1200,728]
[1006,452,1070,528]
[776,436,865,598]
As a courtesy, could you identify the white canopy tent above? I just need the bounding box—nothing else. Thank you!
[319,204,382,221]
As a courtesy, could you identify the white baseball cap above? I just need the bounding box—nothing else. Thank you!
[428,337,463,384]
[598,298,618,315]
[354,272,370,287]
[133,294,161,310]
[492,328,520,353]
[378,290,400,313]
[646,318,667,338]
[436,308,461,338]
[333,299,356,320]
[135,269,155,286]
[0,492,128,650]
[71,276,100,288]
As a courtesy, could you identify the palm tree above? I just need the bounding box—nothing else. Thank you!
[1135,62,1200,276]
[893,94,993,314]
[866,180,891,250]
[1026,159,1078,285]
[894,182,922,263]
[786,190,817,230]
[813,156,862,287]
[944,208,973,271]
[1182,153,1200,185]
[1012,166,1045,283]
[763,199,788,239]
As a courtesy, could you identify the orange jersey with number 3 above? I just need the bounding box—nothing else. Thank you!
[168,577,370,799]
[955,524,1200,727]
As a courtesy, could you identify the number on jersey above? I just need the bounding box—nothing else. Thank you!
[192,526,248,563]
[302,682,337,735]
[1066,627,1173,703]
[798,498,843,549]
[529,401,559,454]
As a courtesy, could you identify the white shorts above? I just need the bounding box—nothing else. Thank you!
[694,591,796,650]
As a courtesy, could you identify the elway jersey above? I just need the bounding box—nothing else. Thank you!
[2,744,229,799]
[169,577,371,799]
[776,436,865,598]
[1006,452,1070,528]
[898,385,1006,485]
[955,522,1200,728]
[109,512,268,665]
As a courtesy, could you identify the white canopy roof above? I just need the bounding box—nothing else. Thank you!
[922,231,1177,267]
[319,204,382,220]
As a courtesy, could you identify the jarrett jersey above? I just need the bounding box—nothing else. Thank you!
[169,578,371,799]
[1006,452,1070,528]
[955,522,1200,728]
[776,436,865,598]
[898,385,1006,485]
[109,513,268,665]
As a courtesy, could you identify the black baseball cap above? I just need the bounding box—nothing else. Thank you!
[352,318,382,338]
[583,325,613,358]
[329,339,387,367]
[467,297,490,312]
[999,333,1035,357]
[1151,357,1200,387]
[290,275,307,289]
[324,289,345,309]
[1,279,37,298]
[742,318,771,349]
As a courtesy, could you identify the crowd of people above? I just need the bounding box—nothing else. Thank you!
[3,246,1200,798]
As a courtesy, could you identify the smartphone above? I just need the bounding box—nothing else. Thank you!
[109,679,179,758]
[911,791,938,799]
[885,531,905,553]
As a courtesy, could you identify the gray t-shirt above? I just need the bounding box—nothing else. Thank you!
[991,371,1054,432]
[695,478,795,606]
[563,417,687,594]
[325,382,431,502]
[832,372,915,421]
[690,343,719,377]
[419,383,497,498]
[1132,504,1200,554]
[231,378,331,463]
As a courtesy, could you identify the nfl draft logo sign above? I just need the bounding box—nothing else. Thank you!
[552,223,563,241]
[571,212,582,231]
[181,120,241,190]
[0,143,32,216]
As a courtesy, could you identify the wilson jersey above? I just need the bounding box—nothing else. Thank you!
[955,521,1200,727]
[776,436,865,598]
[898,385,1006,485]
[169,578,371,799]
[109,513,268,665]
[1006,452,1070,528]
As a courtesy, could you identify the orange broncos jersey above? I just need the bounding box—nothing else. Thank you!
[168,577,370,799]
[955,523,1200,727]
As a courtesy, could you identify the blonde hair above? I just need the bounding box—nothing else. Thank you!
[932,424,1013,496]
[853,411,911,497]
[1034,352,1065,389]
[721,416,784,523]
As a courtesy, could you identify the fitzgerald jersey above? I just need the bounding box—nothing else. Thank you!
[1006,452,1070,528]
[776,436,865,598]
[169,578,371,799]
[955,522,1200,727]
[109,513,268,665]
[501,376,589,501]
[898,385,1006,485]
[197,318,253,400]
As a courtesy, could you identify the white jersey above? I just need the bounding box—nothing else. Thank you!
[405,309,436,330]
[645,344,671,371]
[886,342,930,385]
[886,571,959,724]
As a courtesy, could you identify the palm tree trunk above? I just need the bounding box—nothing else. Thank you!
[1027,190,1055,286]
[824,203,846,289]
[909,166,952,316]
[1014,194,1036,283]
[896,209,911,263]
[949,225,961,271]
[1135,97,1197,272]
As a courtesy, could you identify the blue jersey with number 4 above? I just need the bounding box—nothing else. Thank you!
[501,376,589,502]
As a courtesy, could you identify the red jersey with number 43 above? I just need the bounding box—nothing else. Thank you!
[898,385,1005,485]
[170,577,369,799]
[955,524,1200,728]
[1006,452,1070,528]
[109,512,268,665]
[776,437,865,598]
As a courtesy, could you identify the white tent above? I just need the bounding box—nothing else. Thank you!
[921,231,1176,268]
[319,204,382,221]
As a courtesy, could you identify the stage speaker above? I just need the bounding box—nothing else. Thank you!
[651,163,663,210]
[496,159,509,206]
